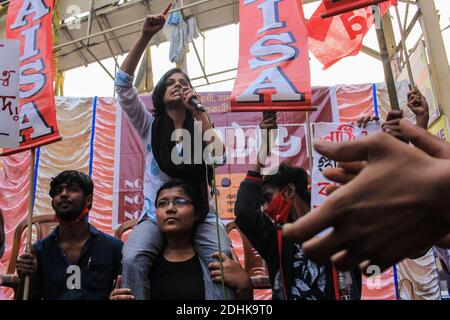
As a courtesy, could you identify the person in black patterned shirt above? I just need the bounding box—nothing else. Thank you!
[234,112,361,300]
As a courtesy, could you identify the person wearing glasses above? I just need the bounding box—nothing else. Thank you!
[114,10,232,299]
[110,180,252,300]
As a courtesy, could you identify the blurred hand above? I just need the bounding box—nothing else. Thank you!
[325,119,450,196]
[382,110,408,143]
[356,115,379,129]
[323,161,367,196]
[283,120,450,272]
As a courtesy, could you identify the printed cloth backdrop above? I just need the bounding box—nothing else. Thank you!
[0,81,447,300]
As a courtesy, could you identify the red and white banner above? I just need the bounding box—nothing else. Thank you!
[307,0,396,69]
[0,39,21,148]
[2,0,61,156]
[322,0,390,18]
[231,0,312,112]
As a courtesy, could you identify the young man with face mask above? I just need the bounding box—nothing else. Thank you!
[16,170,123,300]
[234,112,361,300]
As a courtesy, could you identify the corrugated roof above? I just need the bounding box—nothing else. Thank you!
[54,0,239,71]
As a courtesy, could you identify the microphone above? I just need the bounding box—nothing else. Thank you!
[189,97,207,113]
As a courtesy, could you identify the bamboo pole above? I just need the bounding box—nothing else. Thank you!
[306,112,313,176]
[372,5,400,111]
[394,4,416,90]
[23,147,36,300]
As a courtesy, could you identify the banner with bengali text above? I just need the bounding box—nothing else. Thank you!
[3,0,61,155]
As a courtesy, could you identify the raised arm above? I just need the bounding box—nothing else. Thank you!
[234,112,279,262]
[252,111,277,173]
[407,89,430,129]
[115,9,169,138]
[120,14,165,76]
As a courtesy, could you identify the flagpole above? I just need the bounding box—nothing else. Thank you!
[23,147,36,300]
[372,5,400,111]
[394,4,416,91]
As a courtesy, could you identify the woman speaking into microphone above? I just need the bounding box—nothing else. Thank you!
[114,4,232,300]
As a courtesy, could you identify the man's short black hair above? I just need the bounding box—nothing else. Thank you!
[49,170,94,200]
[262,161,311,205]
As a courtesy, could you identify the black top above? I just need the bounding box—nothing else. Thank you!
[150,254,205,300]
[30,224,123,300]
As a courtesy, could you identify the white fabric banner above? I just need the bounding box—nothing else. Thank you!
[397,248,442,300]
[311,122,381,211]
[0,39,20,148]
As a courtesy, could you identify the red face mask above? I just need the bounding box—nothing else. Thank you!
[264,186,293,224]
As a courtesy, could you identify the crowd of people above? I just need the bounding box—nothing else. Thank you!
[2,10,450,300]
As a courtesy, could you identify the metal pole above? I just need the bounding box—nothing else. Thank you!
[86,0,95,46]
[192,41,210,85]
[93,12,120,70]
[372,5,400,110]
[54,0,233,51]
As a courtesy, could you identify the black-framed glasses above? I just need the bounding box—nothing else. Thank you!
[156,198,193,208]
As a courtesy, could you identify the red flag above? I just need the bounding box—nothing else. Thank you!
[230,0,312,112]
[307,0,396,69]
[322,0,391,18]
[2,0,61,155]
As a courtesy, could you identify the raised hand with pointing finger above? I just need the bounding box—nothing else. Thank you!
[120,3,172,76]
[141,14,166,39]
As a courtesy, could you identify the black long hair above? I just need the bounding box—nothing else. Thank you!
[151,68,192,116]
[151,68,213,196]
